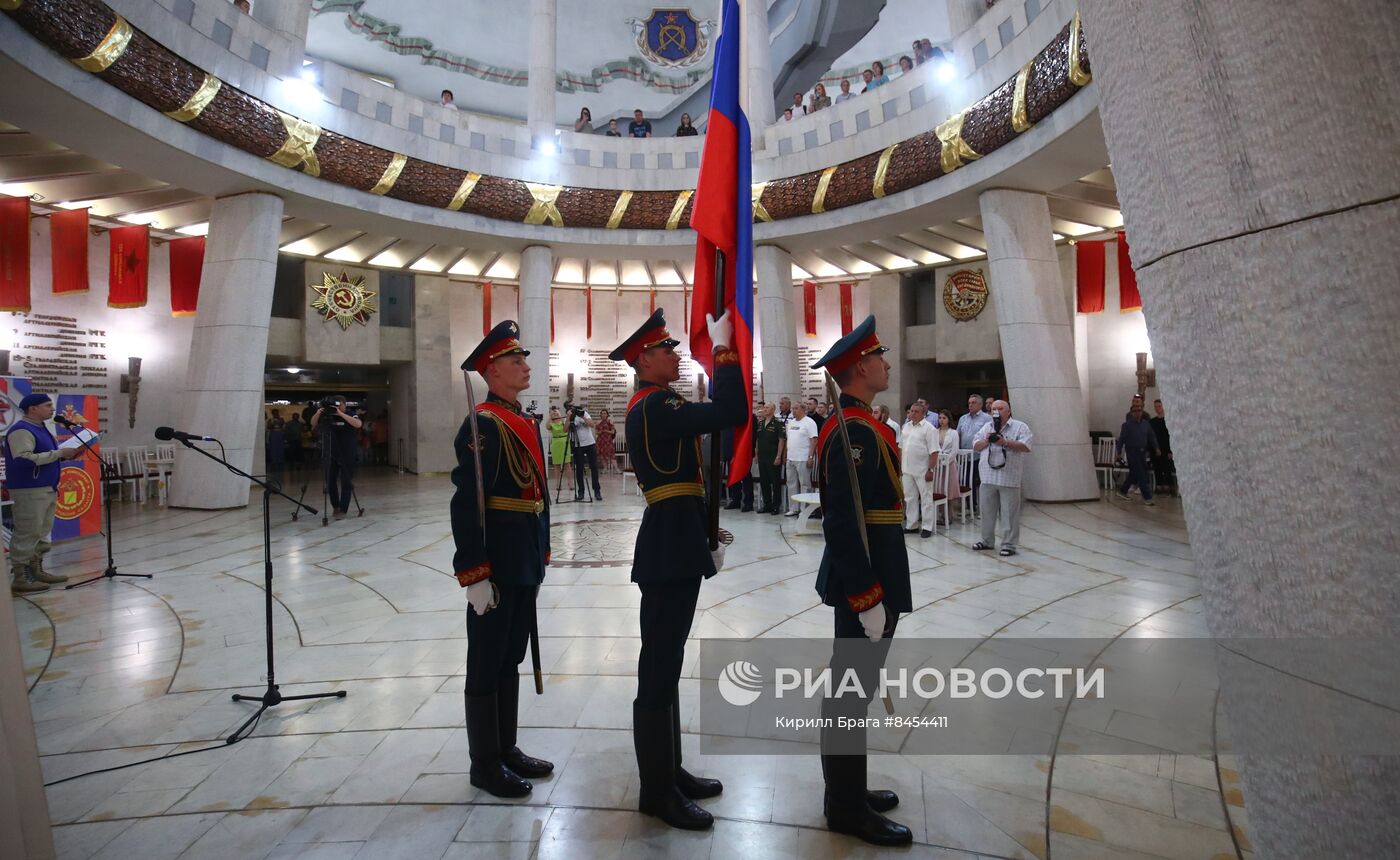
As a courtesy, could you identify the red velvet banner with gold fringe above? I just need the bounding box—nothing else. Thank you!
[108,225,149,309]
[0,195,31,312]
[169,236,204,316]
[50,207,89,295]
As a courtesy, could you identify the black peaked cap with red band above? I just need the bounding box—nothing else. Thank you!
[608,308,680,364]
[811,314,888,375]
[463,319,530,375]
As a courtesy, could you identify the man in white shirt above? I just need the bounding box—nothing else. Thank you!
[783,402,819,516]
[957,395,993,515]
[899,403,939,537]
[569,405,602,501]
[441,89,459,111]
[875,404,901,444]
[971,399,1033,556]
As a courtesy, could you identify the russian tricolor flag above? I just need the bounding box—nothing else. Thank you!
[689,0,753,488]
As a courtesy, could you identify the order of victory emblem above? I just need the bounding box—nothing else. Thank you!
[311,271,377,330]
[628,9,714,67]
[943,269,989,322]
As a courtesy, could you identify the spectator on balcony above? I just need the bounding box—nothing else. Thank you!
[627,109,653,138]
[834,78,854,104]
[913,39,929,65]
[927,42,946,64]
[675,113,698,136]
[869,60,891,89]
[440,90,458,111]
[898,55,914,75]
[860,68,875,93]
[605,118,622,137]
[574,107,593,134]
[810,82,832,112]
[781,107,794,123]
[233,0,251,13]
[791,92,807,116]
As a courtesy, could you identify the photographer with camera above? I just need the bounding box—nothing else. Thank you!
[309,395,363,520]
[970,399,1033,556]
[565,401,603,502]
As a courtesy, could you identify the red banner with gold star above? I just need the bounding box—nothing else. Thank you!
[839,282,854,335]
[108,225,149,308]
[482,281,492,335]
[803,280,817,336]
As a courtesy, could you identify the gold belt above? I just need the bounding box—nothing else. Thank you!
[643,482,705,506]
[863,509,904,525]
[487,496,545,514]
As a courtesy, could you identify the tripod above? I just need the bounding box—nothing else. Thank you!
[552,411,582,504]
[65,431,152,589]
[175,435,347,743]
[294,421,363,525]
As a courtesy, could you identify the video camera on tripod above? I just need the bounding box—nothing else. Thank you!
[561,399,586,420]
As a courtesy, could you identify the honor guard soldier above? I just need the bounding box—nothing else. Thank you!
[608,308,746,830]
[811,315,913,846]
[452,320,554,798]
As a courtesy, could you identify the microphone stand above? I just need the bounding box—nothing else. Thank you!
[65,426,152,589]
[175,435,347,743]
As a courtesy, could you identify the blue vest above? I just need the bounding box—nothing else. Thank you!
[3,419,62,490]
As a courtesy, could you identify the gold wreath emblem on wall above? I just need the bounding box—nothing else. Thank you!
[943,269,989,322]
[311,271,378,330]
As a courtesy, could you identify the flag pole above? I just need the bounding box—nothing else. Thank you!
[707,248,726,551]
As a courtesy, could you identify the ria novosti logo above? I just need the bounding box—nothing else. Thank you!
[718,660,763,706]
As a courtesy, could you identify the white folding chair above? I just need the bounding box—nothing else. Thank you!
[125,447,158,503]
[145,448,172,505]
[102,451,134,501]
[928,457,950,532]
[1095,437,1120,491]
[955,450,976,523]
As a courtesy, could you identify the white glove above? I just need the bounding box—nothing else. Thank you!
[710,544,726,572]
[706,310,733,352]
[858,602,886,643]
[467,580,495,616]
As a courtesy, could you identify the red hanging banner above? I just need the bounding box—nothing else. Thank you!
[839,282,854,334]
[550,290,555,343]
[0,195,31,312]
[682,283,688,332]
[1075,240,1106,314]
[50,207,89,295]
[168,236,205,316]
[482,281,492,335]
[586,285,593,339]
[803,280,818,336]
[1117,231,1142,312]
[108,225,149,309]
[649,287,656,315]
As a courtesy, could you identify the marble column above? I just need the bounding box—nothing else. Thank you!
[866,273,908,408]
[743,0,775,140]
[388,275,459,474]
[1081,2,1400,856]
[754,244,799,404]
[977,188,1098,502]
[528,0,557,149]
[518,245,553,411]
[945,0,984,38]
[256,0,312,73]
[170,192,283,509]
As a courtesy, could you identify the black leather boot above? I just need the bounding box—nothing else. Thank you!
[822,754,912,846]
[820,751,897,813]
[671,692,722,799]
[466,692,532,798]
[498,673,553,778]
[634,701,713,830]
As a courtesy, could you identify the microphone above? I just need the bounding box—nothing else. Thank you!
[155,426,218,443]
[53,415,79,429]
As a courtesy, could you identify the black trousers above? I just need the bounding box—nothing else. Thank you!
[758,454,780,511]
[573,443,602,498]
[465,583,536,696]
[822,603,898,758]
[324,453,356,512]
[1152,450,1175,492]
[727,475,754,508]
[970,460,982,514]
[636,577,703,709]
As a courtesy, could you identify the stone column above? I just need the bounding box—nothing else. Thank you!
[388,275,459,474]
[945,0,984,38]
[528,0,557,149]
[743,0,775,139]
[866,273,908,408]
[518,245,553,411]
[754,244,799,404]
[1081,2,1400,856]
[170,192,283,509]
[977,188,1098,502]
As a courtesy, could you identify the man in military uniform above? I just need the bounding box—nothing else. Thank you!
[609,308,746,830]
[811,315,914,846]
[451,320,554,798]
[754,401,785,514]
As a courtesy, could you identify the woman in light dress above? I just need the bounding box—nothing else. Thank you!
[936,409,961,505]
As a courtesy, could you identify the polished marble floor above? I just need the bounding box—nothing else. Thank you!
[15,467,1255,859]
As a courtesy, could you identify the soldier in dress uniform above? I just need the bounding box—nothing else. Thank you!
[811,314,914,846]
[608,307,746,830]
[452,320,554,798]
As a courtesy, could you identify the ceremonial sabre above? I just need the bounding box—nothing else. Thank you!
[462,370,499,616]
[525,405,547,696]
[823,371,894,715]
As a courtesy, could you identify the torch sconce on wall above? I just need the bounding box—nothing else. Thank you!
[1135,352,1156,397]
[119,357,142,428]
[0,349,10,376]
